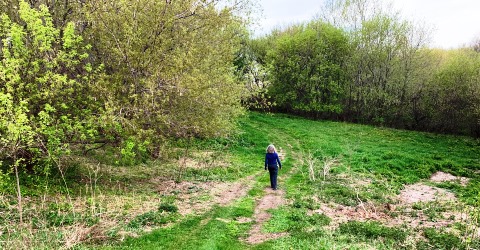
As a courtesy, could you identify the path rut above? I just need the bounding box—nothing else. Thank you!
[244,188,288,244]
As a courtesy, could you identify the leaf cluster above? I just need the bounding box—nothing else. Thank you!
[0,0,253,191]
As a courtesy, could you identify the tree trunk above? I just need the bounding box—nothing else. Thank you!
[14,156,23,224]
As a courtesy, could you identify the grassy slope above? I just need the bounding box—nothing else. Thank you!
[101,112,480,250]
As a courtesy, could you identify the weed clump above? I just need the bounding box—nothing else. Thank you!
[338,221,407,242]
[158,203,178,213]
[128,210,177,229]
[417,228,463,250]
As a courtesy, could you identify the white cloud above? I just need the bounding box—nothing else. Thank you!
[392,0,480,48]
[253,0,320,36]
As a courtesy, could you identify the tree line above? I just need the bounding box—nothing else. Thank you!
[239,0,480,137]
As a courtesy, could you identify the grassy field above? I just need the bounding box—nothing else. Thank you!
[2,112,480,249]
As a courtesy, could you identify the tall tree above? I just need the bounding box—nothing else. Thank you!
[318,0,431,126]
[84,0,248,142]
[427,49,480,135]
[234,34,275,110]
[267,22,350,117]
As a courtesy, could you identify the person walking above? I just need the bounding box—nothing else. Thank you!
[265,144,282,190]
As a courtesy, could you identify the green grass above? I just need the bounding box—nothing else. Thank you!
[2,112,480,249]
[93,112,479,249]
[337,221,408,242]
[106,199,255,250]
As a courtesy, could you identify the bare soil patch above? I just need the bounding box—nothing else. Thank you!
[154,174,258,216]
[211,175,256,206]
[244,188,288,244]
[177,151,228,169]
[399,183,456,204]
[155,179,213,195]
[312,202,388,230]
[236,217,254,224]
[313,200,461,231]
[311,182,462,232]
[430,171,469,186]
[336,173,372,189]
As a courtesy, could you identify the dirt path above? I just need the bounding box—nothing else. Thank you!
[155,145,293,245]
[155,169,291,245]
[211,174,257,206]
[155,173,260,216]
[244,188,288,244]
[244,147,294,244]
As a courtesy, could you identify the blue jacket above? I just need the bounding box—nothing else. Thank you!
[265,152,282,169]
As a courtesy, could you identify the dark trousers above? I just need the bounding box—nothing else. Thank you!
[268,165,278,189]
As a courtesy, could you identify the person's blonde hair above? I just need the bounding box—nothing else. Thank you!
[266,144,276,153]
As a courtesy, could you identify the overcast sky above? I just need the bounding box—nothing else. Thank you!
[252,0,480,49]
